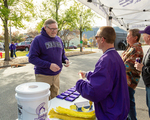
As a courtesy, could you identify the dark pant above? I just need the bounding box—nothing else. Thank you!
[10,50,13,57]
[128,87,137,120]
[146,86,150,117]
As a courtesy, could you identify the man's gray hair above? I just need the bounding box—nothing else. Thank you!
[129,29,141,42]
[44,18,57,26]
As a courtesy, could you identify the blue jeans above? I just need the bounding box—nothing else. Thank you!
[13,49,17,57]
[146,86,150,117]
[128,87,137,120]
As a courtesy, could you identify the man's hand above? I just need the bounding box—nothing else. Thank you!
[50,63,60,72]
[78,71,86,79]
[64,60,70,67]
[134,61,143,72]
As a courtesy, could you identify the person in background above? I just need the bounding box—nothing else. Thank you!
[9,41,15,58]
[3,42,5,50]
[13,43,17,58]
[121,29,143,120]
[29,18,70,99]
[26,40,32,57]
[134,26,150,118]
[76,26,130,120]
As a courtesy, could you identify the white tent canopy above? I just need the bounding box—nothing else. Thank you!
[77,0,150,31]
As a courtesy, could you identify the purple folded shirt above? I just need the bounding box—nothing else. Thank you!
[65,96,76,102]
[73,91,80,95]
[56,95,66,99]
[61,92,70,96]
[65,91,73,94]
[69,94,79,98]
[68,89,76,92]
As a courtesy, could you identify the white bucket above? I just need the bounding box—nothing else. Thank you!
[15,82,50,120]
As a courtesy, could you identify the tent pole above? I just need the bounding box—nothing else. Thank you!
[107,7,113,26]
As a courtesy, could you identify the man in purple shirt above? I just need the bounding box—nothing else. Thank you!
[9,41,15,58]
[76,26,130,120]
[29,18,70,99]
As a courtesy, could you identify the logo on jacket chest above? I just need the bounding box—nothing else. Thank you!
[45,41,62,49]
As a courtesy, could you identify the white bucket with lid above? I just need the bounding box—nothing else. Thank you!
[15,82,50,120]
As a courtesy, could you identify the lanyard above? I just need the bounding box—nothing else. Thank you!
[103,48,116,56]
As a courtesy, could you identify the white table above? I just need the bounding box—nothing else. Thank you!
[16,96,93,120]
[48,96,93,120]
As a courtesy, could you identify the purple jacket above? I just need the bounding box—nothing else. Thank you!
[29,27,68,75]
[76,48,130,120]
[9,44,15,50]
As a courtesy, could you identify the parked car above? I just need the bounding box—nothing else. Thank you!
[118,40,127,50]
[0,42,4,51]
[16,41,31,51]
[68,45,77,49]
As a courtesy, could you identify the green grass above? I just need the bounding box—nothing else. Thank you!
[16,51,29,56]
[65,49,75,52]
[1,51,29,58]
[84,47,97,49]
[0,49,75,58]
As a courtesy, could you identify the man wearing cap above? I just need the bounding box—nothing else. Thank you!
[134,26,150,117]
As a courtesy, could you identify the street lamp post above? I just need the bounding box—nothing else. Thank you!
[80,14,83,52]
[10,21,12,43]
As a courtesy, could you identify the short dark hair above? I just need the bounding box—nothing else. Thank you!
[129,29,141,42]
[44,18,57,26]
[98,26,116,44]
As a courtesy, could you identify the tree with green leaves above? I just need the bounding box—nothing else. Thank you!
[64,0,100,51]
[36,0,69,33]
[36,0,100,51]
[11,31,25,43]
[26,28,39,38]
[60,29,79,49]
[0,33,4,41]
[0,0,35,61]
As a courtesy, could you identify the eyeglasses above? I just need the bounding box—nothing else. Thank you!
[95,36,101,39]
[95,36,106,39]
[46,26,58,31]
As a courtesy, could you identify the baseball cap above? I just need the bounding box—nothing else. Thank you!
[139,26,150,35]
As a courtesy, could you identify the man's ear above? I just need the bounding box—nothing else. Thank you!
[44,26,47,30]
[148,35,150,40]
[134,36,138,42]
[101,37,105,43]
[135,36,138,41]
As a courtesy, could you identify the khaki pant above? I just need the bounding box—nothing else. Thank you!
[35,74,60,100]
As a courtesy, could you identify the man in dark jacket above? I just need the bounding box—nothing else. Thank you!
[9,42,15,58]
[29,18,70,99]
[135,26,150,118]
